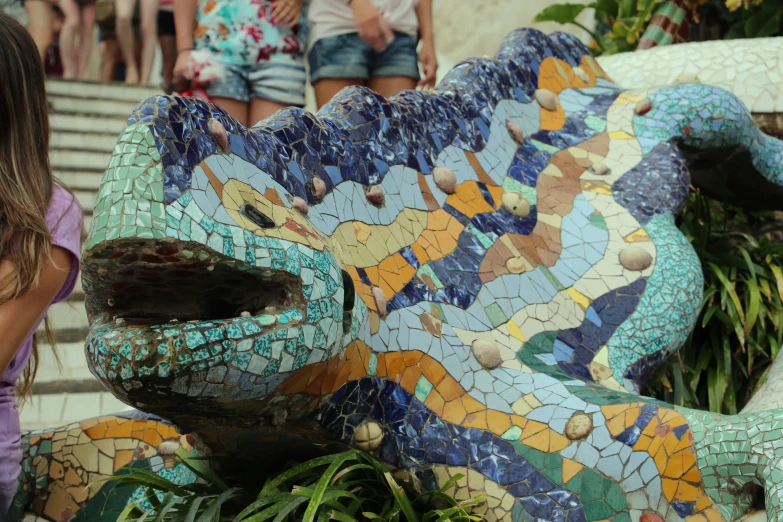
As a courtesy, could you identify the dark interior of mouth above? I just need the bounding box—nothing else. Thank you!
[680,142,783,211]
[89,262,303,326]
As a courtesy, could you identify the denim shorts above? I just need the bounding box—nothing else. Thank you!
[205,54,307,107]
[308,32,419,84]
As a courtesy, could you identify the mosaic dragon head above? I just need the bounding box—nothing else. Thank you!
[81,29,783,522]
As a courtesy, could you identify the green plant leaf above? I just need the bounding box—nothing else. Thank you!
[745,6,782,37]
[233,494,293,522]
[117,499,148,522]
[745,279,761,335]
[709,262,745,322]
[707,366,727,413]
[616,0,633,18]
[589,0,618,17]
[770,264,783,300]
[153,492,178,522]
[184,496,208,522]
[272,497,309,522]
[329,510,358,522]
[377,468,418,522]
[533,3,587,24]
[176,448,230,492]
[240,497,300,522]
[92,469,191,498]
[196,488,242,522]
[671,358,684,406]
[301,453,358,522]
[329,464,374,486]
[260,454,344,498]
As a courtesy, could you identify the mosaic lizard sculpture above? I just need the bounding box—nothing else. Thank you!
[13,28,783,522]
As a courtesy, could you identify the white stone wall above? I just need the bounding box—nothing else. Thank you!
[432,0,595,78]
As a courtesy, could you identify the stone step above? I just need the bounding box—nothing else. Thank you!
[50,149,112,172]
[19,391,133,431]
[34,341,92,383]
[47,78,161,104]
[45,299,89,336]
[73,189,97,214]
[51,112,130,136]
[71,274,84,299]
[50,95,147,119]
[55,169,104,191]
[51,130,119,152]
[50,326,89,344]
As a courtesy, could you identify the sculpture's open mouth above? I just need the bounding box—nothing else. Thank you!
[85,240,304,329]
[82,239,309,411]
[106,261,298,327]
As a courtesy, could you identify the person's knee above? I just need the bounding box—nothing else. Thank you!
[62,15,79,30]
[115,12,133,26]
[33,28,54,46]
[139,20,155,38]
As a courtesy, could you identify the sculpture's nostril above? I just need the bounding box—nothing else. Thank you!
[241,203,276,228]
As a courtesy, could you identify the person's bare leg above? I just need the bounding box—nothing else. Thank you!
[100,37,119,81]
[115,0,139,83]
[249,98,289,127]
[58,0,80,78]
[98,40,108,80]
[158,33,176,87]
[368,76,416,99]
[137,0,159,84]
[76,2,96,79]
[313,78,364,109]
[134,32,141,70]
[211,98,250,127]
[25,1,55,61]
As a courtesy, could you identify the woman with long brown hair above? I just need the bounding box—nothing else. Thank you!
[0,11,83,519]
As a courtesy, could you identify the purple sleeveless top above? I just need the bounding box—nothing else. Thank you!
[0,184,83,502]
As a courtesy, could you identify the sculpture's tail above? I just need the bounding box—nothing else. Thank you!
[682,408,783,521]
[763,458,783,522]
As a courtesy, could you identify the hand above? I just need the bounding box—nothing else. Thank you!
[351,0,393,52]
[417,39,437,89]
[271,0,302,28]
[173,49,193,82]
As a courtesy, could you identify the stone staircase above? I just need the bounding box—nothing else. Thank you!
[19,79,162,430]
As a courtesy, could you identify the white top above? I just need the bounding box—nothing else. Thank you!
[307,0,420,51]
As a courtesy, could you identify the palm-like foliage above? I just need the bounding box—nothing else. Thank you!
[649,192,783,413]
[97,449,486,522]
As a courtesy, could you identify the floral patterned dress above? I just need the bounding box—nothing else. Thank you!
[194,0,305,66]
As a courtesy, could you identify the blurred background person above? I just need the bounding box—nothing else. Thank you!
[115,0,157,83]
[0,0,28,27]
[43,6,64,76]
[96,0,141,81]
[23,0,56,61]
[58,0,95,78]
[172,0,306,125]
[157,0,175,88]
[307,0,437,108]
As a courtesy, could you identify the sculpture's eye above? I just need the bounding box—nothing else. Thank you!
[241,203,276,228]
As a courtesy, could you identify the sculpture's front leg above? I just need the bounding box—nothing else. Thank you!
[12,414,197,521]
[682,409,783,521]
